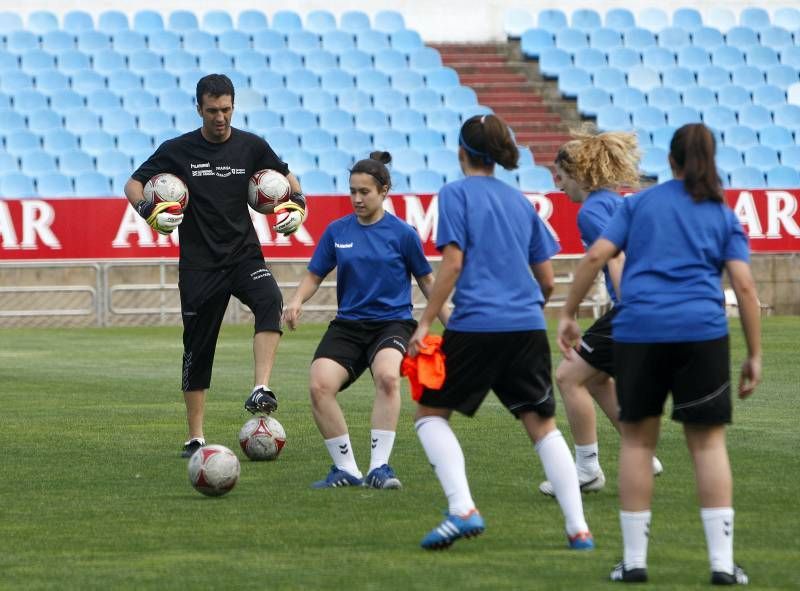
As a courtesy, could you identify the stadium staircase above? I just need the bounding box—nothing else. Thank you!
[432,42,582,168]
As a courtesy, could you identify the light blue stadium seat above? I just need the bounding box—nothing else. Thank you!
[42,31,76,53]
[746,46,779,69]
[555,28,588,52]
[321,31,355,54]
[246,109,282,131]
[409,48,442,71]
[391,70,425,93]
[253,30,286,54]
[63,11,93,34]
[266,129,300,153]
[0,172,37,197]
[99,11,129,33]
[697,65,731,91]
[43,129,79,155]
[766,65,800,90]
[7,31,40,53]
[773,105,800,131]
[74,172,111,196]
[640,146,668,175]
[740,7,770,31]
[56,151,100,184]
[333,171,351,194]
[77,31,111,55]
[56,50,91,75]
[202,11,233,34]
[269,50,304,75]
[237,10,268,33]
[779,47,800,70]
[35,69,70,93]
[21,150,58,175]
[409,129,445,153]
[707,8,736,33]
[574,47,607,70]
[647,87,681,110]
[374,10,405,34]
[444,86,478,110]
[374,49,407,73]
[302,49,336,75]
[300,170,336,193]
[340,10,370,33]
[391,109,426,134]
[632,105,666,132]
[339,50,373,75]
[538,48,572,78]
[716,146,743,173]
[267,89,301,113]
[577,87,611,116]
[337,128,372,153]
[113,30,147,56]
[148,31,181,55]
[183,30,216,54]
[592,67,627,92]
[725,27,758,49]
[391,30,423,55]
[28,109,63,133]
[758,125,794,149]
[605,8,635,31]
[281,149,316,174]
[0,92,9,109]
[199,50,234,72]
[681,86,716,110]
[155,128,182,146]
[317,148,353,173]
[520,29,555,59]
[673,8,705,32]
[537,9,567,33]
[716,85,750,110]
[409,88,443,112]
[738,105,773,129]
[589,29,621,53]
[133,10,163,34]
[642,46,675,70]
[650,125,676,150]
[218,30,251,53]
[657,27,690,50]
[250,70,285,93]
[318,109,353,131]
[409,169,444,193]
[101,108,137,134]
[752,82,788,108]
[49,90,85,113]
[357,30,390,53]
[92,49,126,76]
[426,108,461,133]
[571,9,601,31]
[355,108,390,133]
[425,67,460,91]
[287,30,320,55]
[123,89,158,114]
[759,26,794,52]
[775,7,800,30]
[130,50,164,76]
[780,145,800,168]
[356,69,390,92]
[161,51,197,75]
[337,89,372,112]
[518,165,555,191]
[623,27,656,49]
[391,148,426,174]
[638,8,669,32]
[0,51,19,73]
[667,105,702,127]
[729,166,765,188]
[607,47,640,71]
[372,129,408,152]
[271,10,302,32]
[79,130,115,156]
[117,129,153,154]
[504,9,534,38]
[558,67,592,97]
[65,108,102,134]
[174,109,199,133]
[711,46,744,69]
[427,148,459,171]
[38,172,75,196]
[724,125,759,150]
[744,145,780,172]
[691,27,724,51]
[12,89,48,115]
[21,49,57,73]
[373,88,407,111]
[284,108,318,132]
[0,71,33,94]
[627,65,661,92]
[703,105,738,130]
[596,105,631,131]
[766,166,800,187]
[303,89,337,112]
[305,10,336,35]
[389,171,410,193]
[286,69,320,91]
[235,88,266,113]
[460,104,494,119]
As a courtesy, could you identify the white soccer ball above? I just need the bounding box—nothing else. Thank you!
[239,416,286,461]
[143,173,189,210]
[187,444,240,497]
[248,169,291,214]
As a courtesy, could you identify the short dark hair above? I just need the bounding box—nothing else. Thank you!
[196,74,235,108]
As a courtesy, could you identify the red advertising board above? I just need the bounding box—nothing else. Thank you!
[1,190,799,261]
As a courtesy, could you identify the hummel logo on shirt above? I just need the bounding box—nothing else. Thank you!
[335,242,353,249]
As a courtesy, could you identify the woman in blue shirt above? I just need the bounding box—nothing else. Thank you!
[408,115,593,551]
[558,124,761,585]
[283,152,449,490]
[539,130,664,498]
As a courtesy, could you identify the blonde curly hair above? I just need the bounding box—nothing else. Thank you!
[555,129,641,191]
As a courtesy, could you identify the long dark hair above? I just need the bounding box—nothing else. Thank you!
[669,123,723,203]
[350,151,392,190]
[459,115,519,170]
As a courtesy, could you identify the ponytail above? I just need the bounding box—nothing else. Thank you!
[350,150,392,190]
[555,130,640,191]
[669,124,723,203]
[459,114,519,170]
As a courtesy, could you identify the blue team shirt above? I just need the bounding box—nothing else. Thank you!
[602,179,750,343]
[308,213,432,321]
[436,176,560,332]
[577,189,624,303]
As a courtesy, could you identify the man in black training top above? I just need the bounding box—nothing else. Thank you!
[124,74,307,458]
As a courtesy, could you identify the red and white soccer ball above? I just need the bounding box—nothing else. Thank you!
[239,416,286,461]
[143,173,189,210]
[187,444,240,497]
[248,169,291,214]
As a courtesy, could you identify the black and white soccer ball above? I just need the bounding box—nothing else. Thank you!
[239,416,286,461]
[187,444,240,496]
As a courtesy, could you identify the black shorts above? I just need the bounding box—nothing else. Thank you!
[614,336,731,424]
[313,319,417,391]
[179,257,283,391]
[575,306,618,376]
[418,330,556,419]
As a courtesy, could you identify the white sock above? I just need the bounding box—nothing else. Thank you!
[369,429,396,472]
[415,416,475,515]
[253,383,269,392]
[620,510,651,570]
[701,507,735,574]
[324,434,362,478]
[535,430,589,535]
[574,442,600,477]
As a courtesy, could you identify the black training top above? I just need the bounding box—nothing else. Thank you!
[132,128,289,270]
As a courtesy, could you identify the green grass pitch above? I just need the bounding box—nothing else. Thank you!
[0,318,797,590]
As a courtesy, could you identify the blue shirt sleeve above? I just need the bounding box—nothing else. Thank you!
[403,226,433,278]
[601,197,632,250]
[723,209,751,263]
[577,202,608,248]
[436,185,467,251]
[308,225,337,277]
[529,210,561,264]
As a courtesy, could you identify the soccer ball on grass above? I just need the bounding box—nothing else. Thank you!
[187,444,240,497]
[239,416,286,461]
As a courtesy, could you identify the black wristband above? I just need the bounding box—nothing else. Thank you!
[290,191,306,209]
[134,200,155,219]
